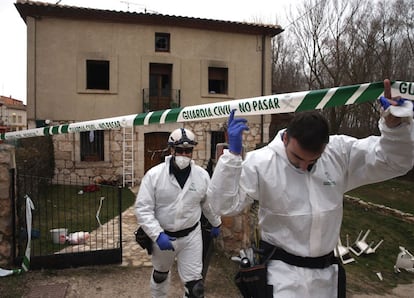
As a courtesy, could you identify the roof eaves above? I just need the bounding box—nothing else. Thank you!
[15,0,284,36]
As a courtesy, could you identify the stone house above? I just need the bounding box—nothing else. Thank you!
[0,95,27,133]
[15,0,283,252]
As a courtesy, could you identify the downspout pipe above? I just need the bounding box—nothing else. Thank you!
[260,34,266,144]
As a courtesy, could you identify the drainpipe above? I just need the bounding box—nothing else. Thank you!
[260,34,266,144]
[33,17,37,124]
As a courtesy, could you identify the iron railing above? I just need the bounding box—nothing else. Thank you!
[14,174,123,269]
[142,88,181,112]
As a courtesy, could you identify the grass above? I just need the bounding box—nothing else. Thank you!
[346,178,414,214]
[342,178,414,295]
[27,185,136,256]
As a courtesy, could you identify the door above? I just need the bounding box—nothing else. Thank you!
[149,63,172,111]
[144,132,170,173]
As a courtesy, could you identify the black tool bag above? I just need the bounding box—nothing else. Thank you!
[234,263,273,298]
[234,244,276,298]
[134,226,153,255]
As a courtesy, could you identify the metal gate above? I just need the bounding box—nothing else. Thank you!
[14,173,123,270]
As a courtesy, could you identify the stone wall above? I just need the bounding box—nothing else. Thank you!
[0,144,15,267]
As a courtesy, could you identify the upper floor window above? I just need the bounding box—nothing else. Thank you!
[86,60,110,90]
[208,67,228,94]
[155,33,170,52]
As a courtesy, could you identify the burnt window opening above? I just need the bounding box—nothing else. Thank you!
[208,67,228,94]
[86,60,110,90]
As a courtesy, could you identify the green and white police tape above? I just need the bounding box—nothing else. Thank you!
[1,80,413,140]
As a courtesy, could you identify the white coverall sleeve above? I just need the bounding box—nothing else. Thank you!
[201,198,222,227]
[344,116,414,191]
[134,173,164,242]
[199,169,222,227]
[207,149,254,216]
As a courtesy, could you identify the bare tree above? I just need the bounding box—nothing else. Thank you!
[272,0,413,135]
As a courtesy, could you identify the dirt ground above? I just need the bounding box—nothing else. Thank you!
[19,251,241,298]
[3,254,414,297]
[17,260,414,298]
[350,283,414,298]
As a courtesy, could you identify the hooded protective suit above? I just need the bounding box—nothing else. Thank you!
[136,155,221,297]
[207,117,414,297]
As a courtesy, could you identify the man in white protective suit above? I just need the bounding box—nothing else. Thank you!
[135,128,221,298]
[206,79,414,298]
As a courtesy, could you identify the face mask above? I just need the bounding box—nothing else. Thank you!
[174,156,191,169]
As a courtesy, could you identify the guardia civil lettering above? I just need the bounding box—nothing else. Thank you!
[399,82,414,96]
[238,97,280,113]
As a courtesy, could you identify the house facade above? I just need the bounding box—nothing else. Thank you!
[0,95,27,133]
[15,0,283,185]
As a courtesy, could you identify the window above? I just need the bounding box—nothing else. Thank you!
[86,60,110,90]
[155,33,170,52]
[80,130,104,162]
[77,53,118,94]
[210,131,226,160]
[208,67,228,94]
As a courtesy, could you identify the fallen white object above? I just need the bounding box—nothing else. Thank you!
[67,231,90,245]
[335,235,355,265]
[349,230,383,256]
[376,272,383,281]
[394,246,414,273]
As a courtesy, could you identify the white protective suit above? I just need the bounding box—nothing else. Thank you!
[135,155,221,297]
[207,117,414,297]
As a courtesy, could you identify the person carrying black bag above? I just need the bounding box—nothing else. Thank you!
[135,128,221,298]
[207,79,414,297]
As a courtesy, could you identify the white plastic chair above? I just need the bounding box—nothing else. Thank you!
[335,235,355,264]
[394,246,414,273]
[349,230,369,256]
[349,229,383,256]
[365,239,384,254]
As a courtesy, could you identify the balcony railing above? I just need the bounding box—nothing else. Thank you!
[142,88,181,112]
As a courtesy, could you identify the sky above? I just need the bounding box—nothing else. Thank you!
[0,0,300,104]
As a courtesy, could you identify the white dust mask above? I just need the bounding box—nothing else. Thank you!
[175,156,191,169]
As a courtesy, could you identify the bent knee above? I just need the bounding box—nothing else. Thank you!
[152,269,169,283]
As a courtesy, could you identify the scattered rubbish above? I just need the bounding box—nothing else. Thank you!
[394,246,414,273]
[50,228,68,244]
[376,272,383,281]
[335,235,355,265]
[83,184,100,192]
[349,230,383,256]
[67,231,90,245]
[365,239,384,254]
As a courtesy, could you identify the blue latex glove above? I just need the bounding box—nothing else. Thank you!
[156,232,176,251]
[210,226,220,238]
[227,109,249,155]
[379,96,405,110]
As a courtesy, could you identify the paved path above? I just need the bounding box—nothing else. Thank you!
[119,203,153,267]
